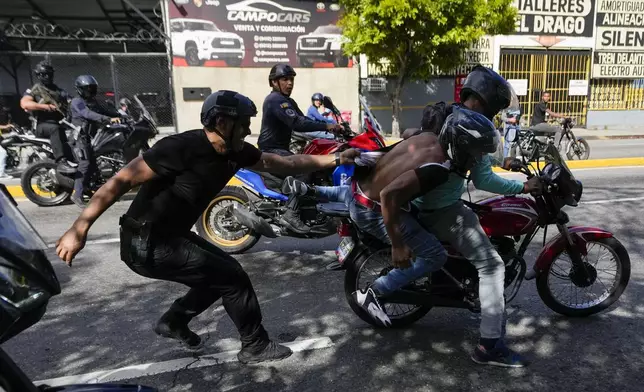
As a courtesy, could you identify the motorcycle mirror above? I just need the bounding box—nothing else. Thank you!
[323,96,335,111]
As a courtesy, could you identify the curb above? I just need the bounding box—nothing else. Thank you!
[7,157,644,201]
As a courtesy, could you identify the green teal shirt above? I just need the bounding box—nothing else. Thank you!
[412,155,525,211]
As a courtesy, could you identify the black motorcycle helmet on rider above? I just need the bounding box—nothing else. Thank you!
[460,65,514,121]
[311,92,323,104]
[269,63,297,96]
[201,90,257,151]
[33,61,54,86]
[438,106,502,176]
[75,75,99,100]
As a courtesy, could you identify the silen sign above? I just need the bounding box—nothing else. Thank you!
[513,0,595,37]
[593,0,644,78]
[168,0,350,67]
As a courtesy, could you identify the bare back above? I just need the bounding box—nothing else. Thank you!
[359,132,446,201]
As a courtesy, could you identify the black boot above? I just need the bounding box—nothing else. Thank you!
[280,208,310,234]
[281,176,314,196]
[154,303,204,351]
[237,326,292,365]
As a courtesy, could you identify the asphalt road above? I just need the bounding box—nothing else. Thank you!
[4,166,644,392]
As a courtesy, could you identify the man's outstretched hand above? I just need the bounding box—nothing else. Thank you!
[56,227,87,267]
[339,148,361,165]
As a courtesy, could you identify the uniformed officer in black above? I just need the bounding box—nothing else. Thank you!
[69,75,122,208]
[20,61,74,170]
[258,63,344,233]
[56,90,360,365]
[258,63,342,154]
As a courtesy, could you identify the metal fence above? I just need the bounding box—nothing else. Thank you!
[589,79,644,111]
[0,52,174,128]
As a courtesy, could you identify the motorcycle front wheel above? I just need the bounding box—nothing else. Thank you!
[20,161,71,207]
[196,186,261,254]
[566,138,590,160]
[345,247,431,328]
[536,237,630,317]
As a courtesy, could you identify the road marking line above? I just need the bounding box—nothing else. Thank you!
[34,336,334,387]
[582,196,644,205]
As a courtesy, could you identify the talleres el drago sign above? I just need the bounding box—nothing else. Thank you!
[169,0,350,68]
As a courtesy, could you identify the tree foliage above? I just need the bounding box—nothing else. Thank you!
[338,0,517,135]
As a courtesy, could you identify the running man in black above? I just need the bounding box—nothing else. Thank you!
[56,90,360,364]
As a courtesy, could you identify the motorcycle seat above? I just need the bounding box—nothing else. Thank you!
[246,169,285,194]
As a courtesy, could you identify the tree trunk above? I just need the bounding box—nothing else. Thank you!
[390,78,404,138]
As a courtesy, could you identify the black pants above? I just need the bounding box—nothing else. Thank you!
[71,133,96,196]
[120,223,269,350]
[35,122,71,162]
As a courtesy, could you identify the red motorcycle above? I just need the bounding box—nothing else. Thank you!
[342,141,630,327]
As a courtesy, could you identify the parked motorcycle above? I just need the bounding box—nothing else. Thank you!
[521,116,590,161]
[0,125,54,177]
[343,140,629,327]
[20,95,158,207]
[195,95,387,255]
[0,184,158,392]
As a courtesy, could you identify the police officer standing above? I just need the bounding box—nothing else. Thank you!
[20,61,74,170]
[257,64,343,233]
[56,89,360,364]
[69,75,122,208]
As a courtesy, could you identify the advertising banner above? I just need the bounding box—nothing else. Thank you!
[168,0,350,68]
[512,0,595,37]
[592,0,644,78]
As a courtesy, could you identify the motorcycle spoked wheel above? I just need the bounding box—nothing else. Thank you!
[566,138,590,160]
[536,237,630,317]
[20,161,71,207]
[345,247,431,328]
[196,186,261,254]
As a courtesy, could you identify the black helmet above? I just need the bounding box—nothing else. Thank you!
[33,61,54,85]
[268,63,296,86]
[439,106,501,174]
[75,75,98,99]
[200,90,258,128]
[460,65,515,120]
[311,92,323,102]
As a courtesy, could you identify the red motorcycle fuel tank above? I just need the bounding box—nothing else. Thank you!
[301,139,340,155]
[477,195,539,236]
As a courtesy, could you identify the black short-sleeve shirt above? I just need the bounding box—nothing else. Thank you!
[125,129,262,235]
[531,101,548,125]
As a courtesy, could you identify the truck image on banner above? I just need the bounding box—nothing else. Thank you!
[168,0,350,67]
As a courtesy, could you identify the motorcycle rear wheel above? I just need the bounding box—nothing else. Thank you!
[345,247,431,328]
[536,237,630,317]
[196,186,261,254]
[20,161,71,207]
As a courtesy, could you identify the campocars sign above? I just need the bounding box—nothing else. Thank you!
[513,0,595,37]
[592,0,644,78]
[167,0,349,67]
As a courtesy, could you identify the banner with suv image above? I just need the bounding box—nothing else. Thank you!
[168,0,351,68]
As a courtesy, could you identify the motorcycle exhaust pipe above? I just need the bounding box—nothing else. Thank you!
[231,204,278,238]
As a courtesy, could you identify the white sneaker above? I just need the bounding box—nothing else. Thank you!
[353,286,392,327]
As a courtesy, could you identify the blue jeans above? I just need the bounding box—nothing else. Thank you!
[315,184,351,206]
[345,194,447,295]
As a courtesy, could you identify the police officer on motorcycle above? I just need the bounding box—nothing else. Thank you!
[20,61,74,170]
[69,75,121,208]
[257,64,344,233]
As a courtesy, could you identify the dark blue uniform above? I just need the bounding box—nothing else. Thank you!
[70,97,120,197]
[257,91,328,154]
